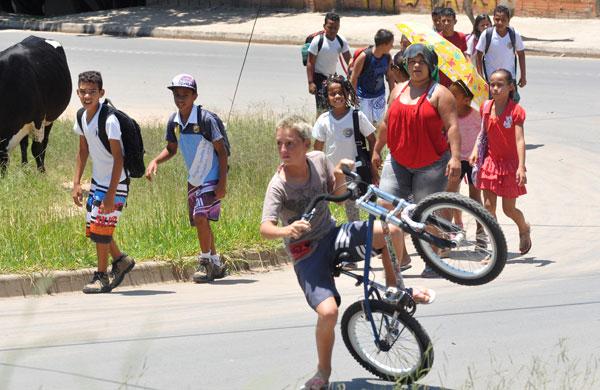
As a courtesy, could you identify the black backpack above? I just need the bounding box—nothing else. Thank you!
[77,99,145,178]
[301,30,344,66]
[482,26,517,82]
[168,106,231,156]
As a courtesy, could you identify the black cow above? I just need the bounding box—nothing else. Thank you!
[0,35,71,174]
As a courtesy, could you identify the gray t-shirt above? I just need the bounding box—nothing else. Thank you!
[261,151,337,250]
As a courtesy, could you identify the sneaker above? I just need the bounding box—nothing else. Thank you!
[213,262,228,279]
[421,266,441,279]
[193,261,216,283]
[110,254,135,289]
[83,271,111,294]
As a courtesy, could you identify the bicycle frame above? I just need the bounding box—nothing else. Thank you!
[338,184,421,350]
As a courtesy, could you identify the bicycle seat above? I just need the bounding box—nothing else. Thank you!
[332,251,352,277]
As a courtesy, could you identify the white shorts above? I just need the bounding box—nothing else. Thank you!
[359,95,386,126]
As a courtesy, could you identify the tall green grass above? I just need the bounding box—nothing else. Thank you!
[1,111,326,274]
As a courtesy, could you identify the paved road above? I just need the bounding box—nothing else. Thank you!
[1,31,599,389]
[1,30,599,154]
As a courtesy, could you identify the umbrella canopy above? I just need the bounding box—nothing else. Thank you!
[396,21,488,106]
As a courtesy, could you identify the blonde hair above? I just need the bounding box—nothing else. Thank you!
[276,115,312,142]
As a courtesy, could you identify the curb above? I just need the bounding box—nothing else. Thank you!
[1,17,600,58]
[0,248,289,298]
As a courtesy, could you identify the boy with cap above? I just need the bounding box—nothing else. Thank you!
[72,70,135,294]
[145,74,228,282]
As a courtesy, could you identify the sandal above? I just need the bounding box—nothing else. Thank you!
[407,287,436,305]
[519,224,532,255]
[301,371,329,390]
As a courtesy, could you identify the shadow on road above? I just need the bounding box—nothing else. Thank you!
[507,252,555,267]
[115,290,176,296]
[208,278,257,285]
[526,143,544,150]
[330,378,454,389]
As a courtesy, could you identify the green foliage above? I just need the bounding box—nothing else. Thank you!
[0,112,288,274]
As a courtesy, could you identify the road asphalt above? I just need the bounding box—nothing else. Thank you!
[1,5,600,57]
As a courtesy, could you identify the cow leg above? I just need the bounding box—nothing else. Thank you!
[31,123,52,173]
[20,135,29,166]
[0,139,9,176]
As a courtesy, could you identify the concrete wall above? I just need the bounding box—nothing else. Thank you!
[144,0,599,18]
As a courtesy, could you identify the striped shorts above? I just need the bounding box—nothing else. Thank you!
[187,180,221,224]
[85,180,129,244]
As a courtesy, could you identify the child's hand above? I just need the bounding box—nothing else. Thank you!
[372,151,382,171]
[145,160,158,181]
[469,152,478,166]
[516,166,527,187]
[518,77,527,88]
[72,183,83,207]
[370,164,380,186]
[445,157,461,178]
[287,220,311,240]
[101,193,115,214]
[308,82,317,95]
[215,183,227,199]
[335,159,355,175]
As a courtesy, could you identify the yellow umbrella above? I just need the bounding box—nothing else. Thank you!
[396,21,488,107]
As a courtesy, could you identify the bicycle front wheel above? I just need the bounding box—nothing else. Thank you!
[341,300,433,383]
[411,192,507,285]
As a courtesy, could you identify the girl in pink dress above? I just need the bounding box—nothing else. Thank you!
[470,68,532,254]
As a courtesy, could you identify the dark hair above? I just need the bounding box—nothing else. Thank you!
[450,80,474,99]
[324,12,340,24]
[78,70,103,89]
[440,7,456,19]
[392,51,409,79]
[324,73,357,109]
[490,68,514,98]
[493,5,511,19]
[374,29,394,46]
[472,14,492,38]
[431,6,444,17]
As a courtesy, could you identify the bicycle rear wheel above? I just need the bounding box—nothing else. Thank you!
[411,192,507,285]
[341,299,433,383]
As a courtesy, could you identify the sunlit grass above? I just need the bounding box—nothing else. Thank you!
[0,111,316,274]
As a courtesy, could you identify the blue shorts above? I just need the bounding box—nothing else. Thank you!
[292,221,374,311]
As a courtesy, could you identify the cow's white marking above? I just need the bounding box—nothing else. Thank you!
[6,123,32,150]
[44,39,61,49]
[5,119,50,150]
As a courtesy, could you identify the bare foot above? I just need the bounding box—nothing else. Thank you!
[410,287,436,304]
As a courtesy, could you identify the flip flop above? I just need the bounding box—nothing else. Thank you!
[400,263,412,271]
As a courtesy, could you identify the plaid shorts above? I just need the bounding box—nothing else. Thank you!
[86,180,128,244]
[188,181,221,225]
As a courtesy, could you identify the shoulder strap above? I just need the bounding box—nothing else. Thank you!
[484,27,493,55]
[336,35,343,52]
[508,27,516,54]
[97,104,112,153]
[76,108,84,132]
[196,106,214,143]
[317,33,324,53]
[352,109,366,152]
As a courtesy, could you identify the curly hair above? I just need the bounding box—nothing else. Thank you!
[322,73,358,110]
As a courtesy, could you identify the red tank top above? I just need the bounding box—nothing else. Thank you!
[387,83,448,169]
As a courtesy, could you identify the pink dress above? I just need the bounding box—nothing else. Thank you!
[478,100,527,198]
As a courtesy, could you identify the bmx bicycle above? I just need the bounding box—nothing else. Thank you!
[300,166,507,384]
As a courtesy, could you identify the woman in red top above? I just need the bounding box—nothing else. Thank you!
[470,68,531,254]
[373,43,461,278]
